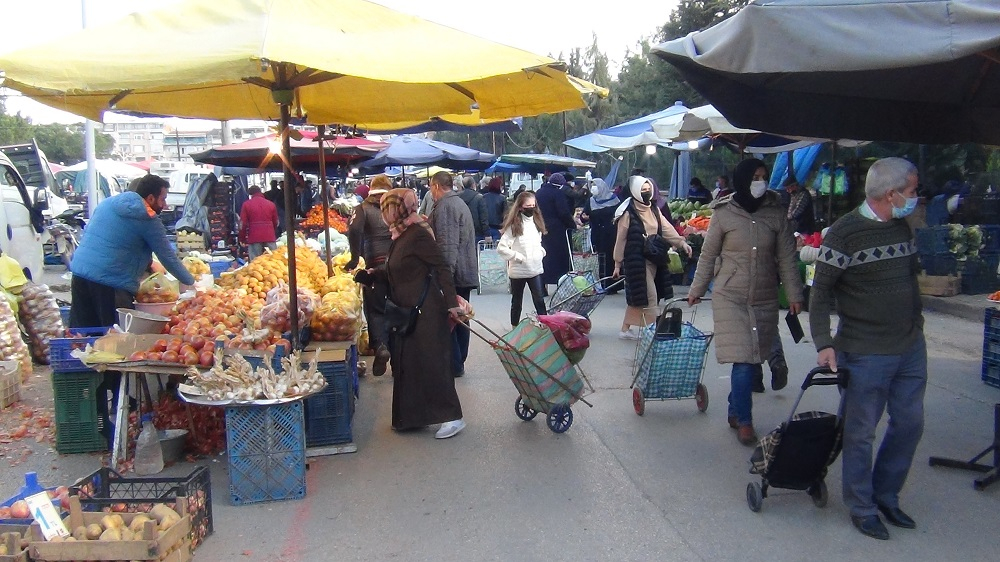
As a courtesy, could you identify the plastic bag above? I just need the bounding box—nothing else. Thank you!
[310,290,362,341]
[261,282,319,332]
[137,272,179,303]
[17,282,64,364]
[0,297,32,376]
[317,228,350,258]
[538,311,592,352]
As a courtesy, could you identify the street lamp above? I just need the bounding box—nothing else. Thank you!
[645,144,657,155]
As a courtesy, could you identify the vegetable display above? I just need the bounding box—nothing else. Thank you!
[0,297,32,375]
[184,349,326,401]
[17,282,64,364]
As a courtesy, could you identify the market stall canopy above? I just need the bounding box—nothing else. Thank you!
[190,132,386,171]
[360,136,496,171]
[489,153,596,175]
[0,0,593,124]
[651,0,1000,144]
[588,102,691,150]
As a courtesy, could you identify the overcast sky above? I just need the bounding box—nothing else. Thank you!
[0,0,680,125]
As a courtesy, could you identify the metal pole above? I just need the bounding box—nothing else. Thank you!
[82,0,98,216]
[317,125,333,277]
[280,104,300,348]
[562,113,568,156]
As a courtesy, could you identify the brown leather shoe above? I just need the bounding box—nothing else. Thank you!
[728,416,739,429]
[737,424,757,446]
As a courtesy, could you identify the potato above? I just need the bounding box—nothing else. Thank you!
[128,514,152,533]
[72,526,88,541]
[98,527,121,541]
[149,504,179,524]
[159,514,180,531]
[119,528,134,542]
[101,514,125,530]
[64,536,76,542]
[86,523,103,540]
[48,535,64,543]
[0,544,7,555]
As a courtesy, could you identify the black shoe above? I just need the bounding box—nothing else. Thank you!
[851,515,890,540]
[373,344,390,377]
[769,356,788,391]
[877,504,916,529]
[454,369,465,378]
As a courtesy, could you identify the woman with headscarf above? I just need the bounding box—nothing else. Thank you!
[612,176,692,340]
[359,188,466,439]
[687,159,804,446]
[584,178,621,290]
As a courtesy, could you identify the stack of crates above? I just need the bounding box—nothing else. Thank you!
[48,327,111,454]
[962,225,1000,295]
[915,226,958,277]
[225,401,306,505]
[302,344,357,448]
[982,309,1000,389]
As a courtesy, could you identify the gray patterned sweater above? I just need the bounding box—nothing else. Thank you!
[809,208,923,355]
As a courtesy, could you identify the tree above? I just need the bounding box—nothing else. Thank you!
[32,123,114,164]
[661,1,749,41]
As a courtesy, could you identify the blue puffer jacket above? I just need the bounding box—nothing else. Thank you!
[71,192,196,293]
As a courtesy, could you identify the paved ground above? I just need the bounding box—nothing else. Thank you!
[3,266,999,561]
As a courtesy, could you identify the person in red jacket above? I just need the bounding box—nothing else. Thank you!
[239,185,279,261]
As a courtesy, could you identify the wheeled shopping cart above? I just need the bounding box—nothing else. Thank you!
[746,367,849,512]
[546,271,623,317]
[477,239,509,294]
[568,228,602,281]
[467,317,594,433]
[630,299,714,415]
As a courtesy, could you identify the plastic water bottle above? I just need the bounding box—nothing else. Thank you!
[134,414,164,475]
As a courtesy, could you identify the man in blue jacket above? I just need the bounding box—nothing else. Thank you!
[70,174,196,328]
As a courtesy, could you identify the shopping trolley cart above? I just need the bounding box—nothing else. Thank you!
[568,228,602,281]
[467,317,594,433]
[630,298,714,415]
[477,239,509,294]
[546,271,623,317]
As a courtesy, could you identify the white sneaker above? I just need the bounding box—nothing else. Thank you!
[618,329,639,341]
[435,419,466,439]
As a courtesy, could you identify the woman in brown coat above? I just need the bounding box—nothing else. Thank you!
[687,159,804,446]
[369,188,466,439]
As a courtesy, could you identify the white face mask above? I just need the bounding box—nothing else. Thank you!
[749,180,768,198]
[590,185,601,196]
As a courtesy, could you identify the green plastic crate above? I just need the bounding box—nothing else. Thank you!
[52,371,106,454]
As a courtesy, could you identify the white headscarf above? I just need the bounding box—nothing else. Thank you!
[589,178,618,210]
[629,175,651,201]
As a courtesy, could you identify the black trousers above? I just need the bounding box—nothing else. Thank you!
[510,275,547,325]
[69,275,133,443]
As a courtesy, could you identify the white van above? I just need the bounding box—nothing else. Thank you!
[0,152,47,281]
[166,167,213,210]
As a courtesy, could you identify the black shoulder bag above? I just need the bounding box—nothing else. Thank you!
[384,274,432,336]
[642,208,671,266]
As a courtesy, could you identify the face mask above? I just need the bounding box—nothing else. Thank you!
[641,191,652,204]
[521,208,535,217]
[891,193,918,219]
[715,181,721,189]
[590,185,601,196]
[749,180,768,198]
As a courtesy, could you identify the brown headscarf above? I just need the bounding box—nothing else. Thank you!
[380,188,430,240]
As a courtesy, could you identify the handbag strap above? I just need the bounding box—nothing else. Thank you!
[416,273,432,308]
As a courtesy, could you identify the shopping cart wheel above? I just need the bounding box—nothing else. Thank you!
[695,384,709,412]
[515,396,538,421]
[747,482,763,513]
[808,481,829,508]
[546,404,573,433]
[632,388,645,416]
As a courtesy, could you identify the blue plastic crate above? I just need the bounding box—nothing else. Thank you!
[49,327,111,373]
[919,254,958,276]
[961,255,1000,295]
[225,401,306,506]
[304,359,355,447]
[915,226,951,255]
[982,359,1000,389]
[985,308,1000,339]
[210,260,233,278]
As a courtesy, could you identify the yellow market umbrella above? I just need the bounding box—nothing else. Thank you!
[0,0,596,349]
[0,0,590,124]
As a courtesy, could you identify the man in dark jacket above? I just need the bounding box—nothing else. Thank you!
[428,172,478,377]
[535,172,576,287]
[458,175,490,242]
[482,176,507,241]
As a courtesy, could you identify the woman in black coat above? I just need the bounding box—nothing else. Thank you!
[534,173,576,286]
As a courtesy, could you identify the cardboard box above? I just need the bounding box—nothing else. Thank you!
[918,273,961,297]
[304,340,352,362]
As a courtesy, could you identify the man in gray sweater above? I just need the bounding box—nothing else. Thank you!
[809,157,924,541]
[428,171,478,377]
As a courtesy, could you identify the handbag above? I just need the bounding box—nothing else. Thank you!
[384,274,432,336]
[642,210,671,266]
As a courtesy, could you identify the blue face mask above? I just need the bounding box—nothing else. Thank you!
[891,192,918,219]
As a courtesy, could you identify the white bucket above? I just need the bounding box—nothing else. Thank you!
[117,307,170,334]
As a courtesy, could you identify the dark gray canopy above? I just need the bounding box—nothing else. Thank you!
[652,0,1000,144]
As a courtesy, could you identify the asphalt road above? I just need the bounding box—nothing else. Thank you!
[5,266,999,561]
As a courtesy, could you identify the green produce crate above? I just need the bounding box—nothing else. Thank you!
[52,371,106,454]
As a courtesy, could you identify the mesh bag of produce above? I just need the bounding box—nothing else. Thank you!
[137,272,179,303]
[17,282,64,364]
[310,290,362,341]
[0,297,32,376]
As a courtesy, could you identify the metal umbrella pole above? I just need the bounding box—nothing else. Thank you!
[317,125,333,277]
[279,102,301,349]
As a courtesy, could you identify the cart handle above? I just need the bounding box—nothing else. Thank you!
[801,366,850,390]
[547,275,624,312]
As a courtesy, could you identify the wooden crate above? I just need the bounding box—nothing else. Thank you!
[0,529,29,562]
[304,340,353,363]
[918,273,961,297]
[29,497,190,561]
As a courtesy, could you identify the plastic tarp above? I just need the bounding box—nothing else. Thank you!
[652,0,1000,144]
[360,136,496,171]
[175,173,216,247]
[487,154,596,175]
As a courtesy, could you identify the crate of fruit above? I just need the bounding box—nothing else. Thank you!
[29,496,190,562]
[70,467,212,551]
[49,327,111,373]
[0,526,28,562]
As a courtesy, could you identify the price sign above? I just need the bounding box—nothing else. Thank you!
[25,492,69,540]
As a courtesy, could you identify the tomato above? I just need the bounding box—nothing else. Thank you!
[161,350,179,363]
[198,351,214,367]
[179,344,197,357]
[181,350,199,365]
[169,326,184,336]
[154,339,168,352]
[166,339,182,353]
[128,351,147,361]
[190,336,206,350]
[147,352,162,361]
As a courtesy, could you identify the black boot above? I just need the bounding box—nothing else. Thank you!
[373,343,390,377]
[752,364,765,393]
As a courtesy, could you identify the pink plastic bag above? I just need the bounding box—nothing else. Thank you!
[537,311,592,352]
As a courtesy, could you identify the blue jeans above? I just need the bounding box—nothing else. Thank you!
[838,336,927,517]
[728,362,758,426]
[451,287,473,375]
